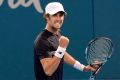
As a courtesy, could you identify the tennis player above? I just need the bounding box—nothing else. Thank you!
[34,2,96,80]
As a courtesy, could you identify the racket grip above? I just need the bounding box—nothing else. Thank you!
[92,64,102,76]
[89,77,95,80]
[90,64,102,76]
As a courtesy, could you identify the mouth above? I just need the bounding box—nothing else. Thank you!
[55,23,61,28]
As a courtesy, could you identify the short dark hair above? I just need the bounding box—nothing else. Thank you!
[43,13,50,23]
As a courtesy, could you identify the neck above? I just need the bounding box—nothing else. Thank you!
[45,24,60,35]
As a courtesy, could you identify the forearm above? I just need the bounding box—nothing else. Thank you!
[41,56,61,76]
[64,52,85,71]
[41,46,66,76]
[47,56,61,74]
[64,52,76,66]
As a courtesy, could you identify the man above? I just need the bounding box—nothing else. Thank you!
[34,2,96,80]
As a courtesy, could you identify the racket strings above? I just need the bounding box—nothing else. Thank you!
[86,37,113,64]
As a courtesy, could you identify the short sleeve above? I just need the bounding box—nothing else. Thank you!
[34,39,51,60]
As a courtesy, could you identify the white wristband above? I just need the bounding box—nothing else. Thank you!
[73,61,85,71]
[54,46,66,58]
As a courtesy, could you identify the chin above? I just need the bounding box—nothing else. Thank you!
[56,26,60,28]
[56,26,61,28]
[54,26,61,29]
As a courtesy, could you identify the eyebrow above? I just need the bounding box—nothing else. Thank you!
[53,12,65,16]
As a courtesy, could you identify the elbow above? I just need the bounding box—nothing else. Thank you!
[42,65,54,76]
[45,71,53,76]
[45,70,53,76]
[45,72,53,76]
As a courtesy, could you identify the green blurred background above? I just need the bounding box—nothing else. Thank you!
[0,0,120,80]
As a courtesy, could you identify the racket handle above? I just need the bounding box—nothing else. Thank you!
[89,65,102,80]
[91,64,102,76]
[89,74,95,80]
[92,66,101,76]
[89,77,95,80]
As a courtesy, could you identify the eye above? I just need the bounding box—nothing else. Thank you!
[52,11,65,17]
[53,13,57,16]
[59,12,65,17]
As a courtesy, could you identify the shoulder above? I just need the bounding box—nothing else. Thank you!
[34,31,50,47]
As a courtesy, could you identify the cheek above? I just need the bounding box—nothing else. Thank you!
[61,20,64,23]
[49,20,56,26]
[48,18,54,24]
[49,18,55,23]
[50,20,55,25]
[61,18,64,23]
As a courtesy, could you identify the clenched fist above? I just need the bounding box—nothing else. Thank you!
[59,36,69,48]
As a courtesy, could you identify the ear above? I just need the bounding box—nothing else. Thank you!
[44,14,50,22]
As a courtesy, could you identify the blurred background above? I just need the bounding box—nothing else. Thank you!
[0,0,120,80]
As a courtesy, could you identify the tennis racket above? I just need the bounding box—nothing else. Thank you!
[85,37,114,80]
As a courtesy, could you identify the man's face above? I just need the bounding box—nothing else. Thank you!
[47,12,65,29]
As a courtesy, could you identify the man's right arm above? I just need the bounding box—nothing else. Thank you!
[40,36,69,76]
[40,56,61,76]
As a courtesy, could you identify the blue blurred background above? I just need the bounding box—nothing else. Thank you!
[0,0,120,80]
